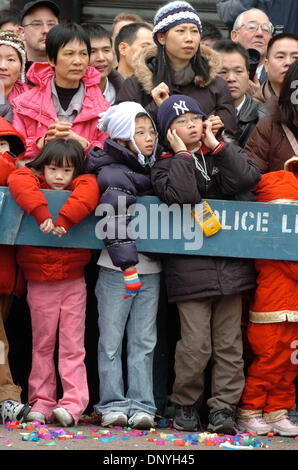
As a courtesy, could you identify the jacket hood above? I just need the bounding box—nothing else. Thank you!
[256,170,298,203]
[26,62,102,88]
[131,43,221,94]
[0,116,26,156]
[284,156,298,172]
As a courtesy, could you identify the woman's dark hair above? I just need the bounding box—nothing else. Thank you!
[152,42,210,92]
[46,23,91,64]
[26,138,85,178]
[279,59,298,137]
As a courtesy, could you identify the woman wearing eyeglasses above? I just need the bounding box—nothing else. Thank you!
[115,1,239,144]
[12,23,110,161]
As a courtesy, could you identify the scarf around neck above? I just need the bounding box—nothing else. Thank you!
[172,64,195,86]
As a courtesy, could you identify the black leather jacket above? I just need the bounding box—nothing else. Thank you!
[237,93,266,148]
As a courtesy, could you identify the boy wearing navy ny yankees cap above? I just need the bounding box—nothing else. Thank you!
[151,94,261,434]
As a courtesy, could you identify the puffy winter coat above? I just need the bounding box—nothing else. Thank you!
[245,97,296,173]
[7,79,28,105]
[250,170,298,323]
[8,168,100,282]
[0,117,26,296]
[115,44,238,142]
[86,139,162,270]
[12,62,110,159]
[151,142,261,303]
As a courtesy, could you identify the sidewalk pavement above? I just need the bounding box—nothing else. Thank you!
[1,414,298,456]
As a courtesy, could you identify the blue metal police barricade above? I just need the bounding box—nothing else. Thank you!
[0,187,297,261]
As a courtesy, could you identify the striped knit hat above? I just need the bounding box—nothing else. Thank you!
[153,1,202,45]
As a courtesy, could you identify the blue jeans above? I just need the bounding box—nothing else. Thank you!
[94,267,160,417]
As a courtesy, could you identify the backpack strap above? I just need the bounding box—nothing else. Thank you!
[281,123,298,155]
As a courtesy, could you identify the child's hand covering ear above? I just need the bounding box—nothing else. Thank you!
[167,128,187,153]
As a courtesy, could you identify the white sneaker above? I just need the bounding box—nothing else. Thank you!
[0,400,31,423]
[128,412,155,429]
[26,411,46,424]
[101,411,127,427]
[271,418,298,436]
[237,417,273,435]
[53,407,74,427]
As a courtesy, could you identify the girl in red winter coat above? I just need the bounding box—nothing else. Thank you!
[8,138,100,427]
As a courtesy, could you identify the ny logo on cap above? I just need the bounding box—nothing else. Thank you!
[173,100,189,116]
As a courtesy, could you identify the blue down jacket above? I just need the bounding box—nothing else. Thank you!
[86,139,162,270]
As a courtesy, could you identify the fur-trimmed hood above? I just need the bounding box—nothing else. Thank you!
[131,43,221,94]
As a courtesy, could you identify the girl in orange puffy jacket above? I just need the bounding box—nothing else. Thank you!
[8,138,100,427]
[237,156,298,437]
[0,116,31,424]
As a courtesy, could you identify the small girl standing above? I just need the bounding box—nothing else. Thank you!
[8,138,100,426]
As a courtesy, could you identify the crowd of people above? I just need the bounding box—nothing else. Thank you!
[0,0,297,436]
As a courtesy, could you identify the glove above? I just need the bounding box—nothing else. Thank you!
[123,267,142,299]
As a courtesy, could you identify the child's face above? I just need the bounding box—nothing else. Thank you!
[44,158,75,190]
[129,116,156,157]
[0,138,10,154]
[170,112,203,150]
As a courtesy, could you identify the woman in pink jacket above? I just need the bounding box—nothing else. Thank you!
[12,23,110,161]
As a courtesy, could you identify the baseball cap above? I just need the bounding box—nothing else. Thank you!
[157,94,207,137]
[20,1,60,23]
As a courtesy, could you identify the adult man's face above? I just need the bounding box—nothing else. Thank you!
[89,36,114,80]
[19,6,58,60]
[265,38,298,87]
[218,51,249,107]
[124,27,154,67]
[231,10,272,59]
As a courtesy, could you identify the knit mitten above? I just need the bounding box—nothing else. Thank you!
[123,268,142,299]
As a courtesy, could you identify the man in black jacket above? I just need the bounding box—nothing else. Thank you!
[215,40,265,147]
